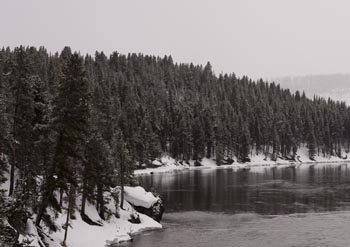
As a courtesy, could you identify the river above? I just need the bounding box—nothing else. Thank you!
[124,164,350,247]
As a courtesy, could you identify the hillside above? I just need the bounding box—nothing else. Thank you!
[274,74,350,105]
[1,46,350,245]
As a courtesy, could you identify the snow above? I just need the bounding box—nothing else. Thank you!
[134,147,350,175]
[84,201,104,225]
[18,219,45,247]
[134,156,189,175]
[46,191,161,247]
[0,153,162,247]
[0,169,10,193]
[2,183,161,246]
[0,153,11,193]
[124,186,159,208]
[3,145,350,246]
[152,160,162,166]
[199,158,217,167]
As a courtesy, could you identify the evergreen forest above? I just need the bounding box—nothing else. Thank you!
[1,46,350,243]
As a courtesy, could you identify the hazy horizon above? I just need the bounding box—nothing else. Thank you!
[2,0,350,79]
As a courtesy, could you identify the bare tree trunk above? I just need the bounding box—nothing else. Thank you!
[36,162,57,226]
[63,184,73,246]
[36,198,46,226]
[9,88,20,197]
[97,183,105,220]
[8,144,15,197]
[36,132,62,226]
[59,188,64,207]
[80,178,87,215]
[120,163,124,210]
[206,142,211,158]
[36,177,54,226]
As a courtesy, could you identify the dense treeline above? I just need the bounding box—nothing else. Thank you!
[1,46,350,242]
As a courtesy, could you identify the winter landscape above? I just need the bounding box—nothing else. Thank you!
[2,1,350,247]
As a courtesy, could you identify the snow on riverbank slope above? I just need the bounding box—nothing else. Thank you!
[1,180,161,246]
[45,199,161,247]
[0,153,162,247]
[17,194,162,247]
[135,146,350,175]
[15,196,161,247]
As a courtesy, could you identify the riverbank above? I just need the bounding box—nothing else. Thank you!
[44,188,162,247]
[17,201,162,247]
[0,164,162,247]
[45,196,162,247]
[134,147,350,175]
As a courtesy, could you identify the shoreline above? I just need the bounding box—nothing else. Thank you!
[134,158,350,176]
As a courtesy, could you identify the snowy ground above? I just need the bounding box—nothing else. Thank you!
[44,199,161,247]
[14,193,162,247]
[134,156,190,175]
[135,147,350,175]
[0,157,162,247]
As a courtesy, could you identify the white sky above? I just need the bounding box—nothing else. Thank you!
[1,0,350,79]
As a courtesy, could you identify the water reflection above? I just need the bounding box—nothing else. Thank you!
[137,164,350,215]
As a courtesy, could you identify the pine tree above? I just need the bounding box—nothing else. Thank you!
[112,131,134,210]
[36,53,89,227]
[239,121,251,162]
[0,64,11,153]
[8,46,35,197]
[81,129,112,218]
[307,125,317,160]
[192,117,205,161]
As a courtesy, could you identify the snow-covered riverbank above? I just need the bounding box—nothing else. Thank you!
[18,201,161,247]
[41,187,162,247]
[135,147,350,175]
[0,167,162,247]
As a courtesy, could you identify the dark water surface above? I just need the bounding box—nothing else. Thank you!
[138,164,350,214]
[126,164,350,247]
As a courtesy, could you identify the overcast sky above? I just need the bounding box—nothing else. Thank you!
[1,0,350,79]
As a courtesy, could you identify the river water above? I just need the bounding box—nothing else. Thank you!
[124,164,350,247]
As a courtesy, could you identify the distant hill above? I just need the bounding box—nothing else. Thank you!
[273,74,350,105]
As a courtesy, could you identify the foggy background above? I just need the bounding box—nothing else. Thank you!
[2,0,350,102]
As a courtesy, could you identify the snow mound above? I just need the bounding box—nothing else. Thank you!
[84,201,103,225]
[160,156,176,166]
[200,158,217,167]
[152,160,162,166]
[124,186,159,208]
